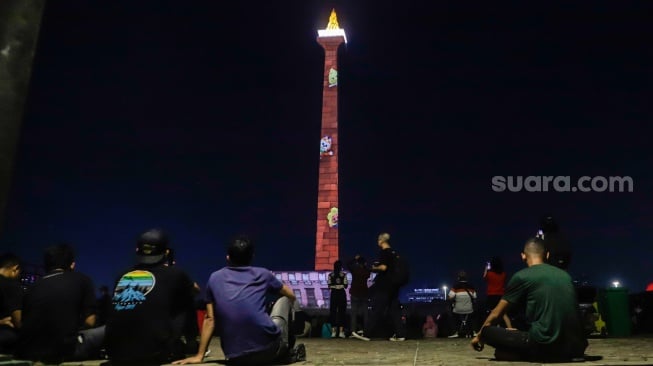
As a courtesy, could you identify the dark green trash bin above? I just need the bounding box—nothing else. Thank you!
[598,288,631,337]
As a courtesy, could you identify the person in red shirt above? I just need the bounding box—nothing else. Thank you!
[483,257,512,328]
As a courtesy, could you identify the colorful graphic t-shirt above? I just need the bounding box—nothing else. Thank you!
[205,266,283,359]
[106,265,194,364]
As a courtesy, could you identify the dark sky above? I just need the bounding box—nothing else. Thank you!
[2,1,653,293]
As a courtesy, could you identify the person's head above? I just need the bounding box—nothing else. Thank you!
[489,256,504,274]
[521,237,548,266]
[540,214,559,234]
[356,255,366,266]
[457,270,467,282]
[44,244,75,272]
[136,229,170,265]
[333,260,342,273]
[377,232,391,248]
[227,236,254,266]
[0,253,21,279]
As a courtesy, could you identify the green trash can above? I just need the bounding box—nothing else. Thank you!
[597,288,631,337]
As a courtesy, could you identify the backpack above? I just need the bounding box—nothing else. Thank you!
[390,250,410,287]
[321,322,332,338]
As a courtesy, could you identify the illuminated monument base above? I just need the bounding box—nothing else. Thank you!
[272,270,375,308]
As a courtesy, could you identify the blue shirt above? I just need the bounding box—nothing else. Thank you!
[205,266,283,359]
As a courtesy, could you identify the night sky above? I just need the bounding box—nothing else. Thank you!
[2,1,652,293]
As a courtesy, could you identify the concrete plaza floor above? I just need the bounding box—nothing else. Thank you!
[3,335,649,366]
[173,336,653,366]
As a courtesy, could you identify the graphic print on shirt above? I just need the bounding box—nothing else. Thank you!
[112,270,156,311]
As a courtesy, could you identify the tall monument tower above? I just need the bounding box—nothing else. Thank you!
[315,10,346,270]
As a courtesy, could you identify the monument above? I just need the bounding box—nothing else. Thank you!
[272,10,367,309]
[315,9,346,271]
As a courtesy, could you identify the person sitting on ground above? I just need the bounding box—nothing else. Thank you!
[16,244,104,363]
[173,236,306,365]
[105,229,197,365]
[483,257,512,328]
[422,315,438,338]
[0,253,23,354]
[471,237,588,362]
[448,271,477,338]
[328,260,348,338]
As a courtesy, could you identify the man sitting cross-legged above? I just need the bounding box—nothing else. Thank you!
[174,236,305,365]
[471,237,587,362]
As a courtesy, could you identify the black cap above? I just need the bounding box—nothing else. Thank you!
[136,229,169,264]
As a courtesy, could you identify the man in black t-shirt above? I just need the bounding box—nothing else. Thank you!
[0,253,23,353]
[539,215,571,270]
[105,229,196,365]
[357,233,406,341]
[16,244,104,363]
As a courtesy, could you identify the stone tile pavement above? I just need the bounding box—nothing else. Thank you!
[5,335,652,366]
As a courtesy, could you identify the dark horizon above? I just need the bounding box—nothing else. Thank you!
[1,1,652,293]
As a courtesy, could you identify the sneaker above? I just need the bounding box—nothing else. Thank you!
[338,332,346,338]
[289,343,306,362]
[448,332,459,338]
[389,335,406,342]
[350,331,370,341]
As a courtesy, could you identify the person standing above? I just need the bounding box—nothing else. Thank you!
[483,257,512,328]
[0,253,22,353]
[448,271,477,338]
[328,260,348,338]
[539,215,571,270]
[356,233,406,341]
[346,254,370,339]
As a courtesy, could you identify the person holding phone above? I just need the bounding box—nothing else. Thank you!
[483,257,512,329]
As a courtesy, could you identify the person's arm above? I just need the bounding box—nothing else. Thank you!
[279,284,296,303]
[483,267,488,279]
[471,299,511,351]
[84,314,96,328]
[0,316,14,328]
[10,310,21,329]
[173,303,215,364]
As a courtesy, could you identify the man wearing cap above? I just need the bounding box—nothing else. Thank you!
[105,229,196,365]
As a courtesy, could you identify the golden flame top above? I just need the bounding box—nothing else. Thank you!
[326,9,340,30]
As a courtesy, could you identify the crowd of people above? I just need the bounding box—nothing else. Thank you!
[0,230,306,365]
[0,215,589,364]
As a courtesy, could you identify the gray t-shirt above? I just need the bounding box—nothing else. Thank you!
[449,283,476,314]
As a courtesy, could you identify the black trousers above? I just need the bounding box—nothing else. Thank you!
[481,326,582,362]
[329,289,347,328]
[365,286,405,338]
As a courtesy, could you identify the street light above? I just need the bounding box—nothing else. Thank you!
[442,285,448,300]
[612,281,621,288]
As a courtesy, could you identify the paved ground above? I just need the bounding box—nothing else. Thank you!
[4,335,651,366]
